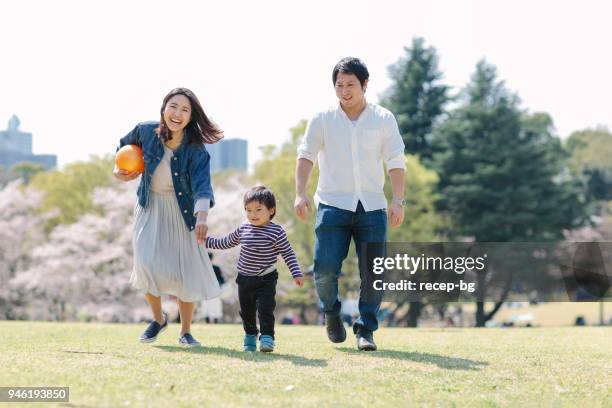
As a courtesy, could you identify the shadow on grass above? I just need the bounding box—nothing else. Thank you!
[337,348,488,371]
[153,345,327,367]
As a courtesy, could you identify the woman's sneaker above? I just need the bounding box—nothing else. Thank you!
[243,334,257,352]
[179,333,202,348]
[259,335,274,353]
[139,312,168,343]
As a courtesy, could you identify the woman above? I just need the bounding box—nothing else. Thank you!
[114,87,222,347]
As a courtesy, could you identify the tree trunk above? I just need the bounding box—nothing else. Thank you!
[475,267,487,327]
[407,301,423,327]
[485,301,504,322]
[476,302,486,327]
[476,270,515,327]
[299,306,308,325]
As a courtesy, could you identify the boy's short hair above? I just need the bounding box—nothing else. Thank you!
[332,57,369,87]
[244,186,276,219]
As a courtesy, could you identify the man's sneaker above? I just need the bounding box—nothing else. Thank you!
[325,313,346,343]
[259,335,275,352]
[179,333,202,347]
[243,334,257,352]
[139,312,168,343]
[356,330,377,351]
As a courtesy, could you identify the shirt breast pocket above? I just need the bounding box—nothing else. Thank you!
[361,129,382,153]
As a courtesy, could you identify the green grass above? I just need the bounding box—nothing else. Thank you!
[0,322,610,407]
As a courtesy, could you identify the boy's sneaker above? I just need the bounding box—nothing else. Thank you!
[139,312,168,343]
[325,313,346,343]
[259,335,274,352]
[179,333,201,347]
[243,334,257,352]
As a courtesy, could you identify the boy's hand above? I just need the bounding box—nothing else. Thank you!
[293,276,304,288]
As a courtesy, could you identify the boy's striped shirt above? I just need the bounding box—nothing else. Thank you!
[205,222,302,278]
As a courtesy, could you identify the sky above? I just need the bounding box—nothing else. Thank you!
[1,0,610,168]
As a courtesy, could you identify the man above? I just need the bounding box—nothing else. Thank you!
[294,57,406,351]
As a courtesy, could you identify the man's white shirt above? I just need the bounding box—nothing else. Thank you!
[297,103,406,212]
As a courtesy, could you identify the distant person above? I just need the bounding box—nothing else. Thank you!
[205,186,304,352]
[114,87,222,347]
[295,57,406,351]
[281,313,295,325]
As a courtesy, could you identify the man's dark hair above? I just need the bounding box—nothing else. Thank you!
[244,186,276,220]
[332,57,369,87]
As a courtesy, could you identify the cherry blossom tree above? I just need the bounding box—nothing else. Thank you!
[0,180,49,318]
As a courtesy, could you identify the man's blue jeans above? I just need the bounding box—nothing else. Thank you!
[313,201,387,334]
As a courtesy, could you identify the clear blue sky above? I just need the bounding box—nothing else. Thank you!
[1,0,610,167]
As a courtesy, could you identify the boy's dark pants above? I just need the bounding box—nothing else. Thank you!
[236,271,278,339]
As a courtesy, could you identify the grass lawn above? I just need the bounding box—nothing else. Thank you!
[0,322,610,407]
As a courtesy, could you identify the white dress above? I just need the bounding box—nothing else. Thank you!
[130,145,221,302]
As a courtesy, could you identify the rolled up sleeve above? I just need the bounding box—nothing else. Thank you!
[297,114,323,164]
[190,147,215,208]
[194,198,210,215]
[383,114,406,171]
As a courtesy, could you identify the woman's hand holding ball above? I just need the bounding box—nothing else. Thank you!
[113,165,140,182]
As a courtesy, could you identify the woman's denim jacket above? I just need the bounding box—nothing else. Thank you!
[117,121,215,231]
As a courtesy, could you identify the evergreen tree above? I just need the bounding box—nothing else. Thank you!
[433,61,587,325]
[380,37,450,162]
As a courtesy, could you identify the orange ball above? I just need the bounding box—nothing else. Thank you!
[115,145,144,173]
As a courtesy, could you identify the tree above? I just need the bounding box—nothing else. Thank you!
[10,161,45,183]
[29,155,115,229]
[0,165,19,187]
[0,181,47,319]
[8,182,137,321]
[380,37,450,162]
[566,127,612,203]
[432,61,588,326]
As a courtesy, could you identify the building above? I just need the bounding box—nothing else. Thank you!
[206,138,248,173]
[0,115,57,170]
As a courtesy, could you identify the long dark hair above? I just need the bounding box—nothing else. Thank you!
[156,87,223,145]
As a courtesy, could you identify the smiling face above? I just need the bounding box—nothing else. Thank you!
[335,72,367,111]
[245,200,275,227]
[162,94,192,134]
